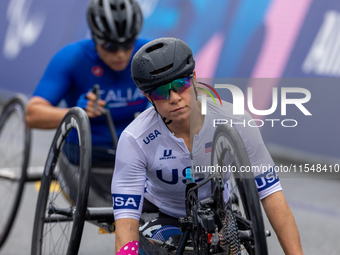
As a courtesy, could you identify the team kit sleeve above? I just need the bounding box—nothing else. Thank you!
[33,45,76,106]
[111,131,148,221]
[237,112,282,200]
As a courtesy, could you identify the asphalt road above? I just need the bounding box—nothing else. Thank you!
[1,128,340,255]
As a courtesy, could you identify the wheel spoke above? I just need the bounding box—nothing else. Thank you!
[210,124,268,254]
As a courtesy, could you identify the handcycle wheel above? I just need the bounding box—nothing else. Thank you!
[31,107,92,255]
[0,95,30,248]
[211,124,268,255]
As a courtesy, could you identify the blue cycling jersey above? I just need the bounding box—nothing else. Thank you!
[33,38,150,149]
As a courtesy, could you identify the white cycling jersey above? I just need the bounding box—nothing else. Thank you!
[111,98,282,221]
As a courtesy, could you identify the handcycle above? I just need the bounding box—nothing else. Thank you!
[0,90,117,251]
[28,105,270,254]
[30,96,119,254]
[0,91,117,253]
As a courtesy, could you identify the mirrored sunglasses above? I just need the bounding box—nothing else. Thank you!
[148,74,193,101]
[101,40,135,53]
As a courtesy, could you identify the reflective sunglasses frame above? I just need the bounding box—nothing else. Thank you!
[100,40,135,53]
[146,73,194,101]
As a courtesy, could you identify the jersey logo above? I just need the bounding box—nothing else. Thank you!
[112,194,141,210]
[105,88,145,107]
[159,149,176,160]
[156,167,205,185]
[255,167,280,192]
[92,66,104,77]
[143,130,161,144]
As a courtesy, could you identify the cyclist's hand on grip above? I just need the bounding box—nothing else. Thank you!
[76,92,106,118]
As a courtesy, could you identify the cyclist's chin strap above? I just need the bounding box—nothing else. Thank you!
[193,83,198,99]
[149,97,173,125]
[163,117,172,125]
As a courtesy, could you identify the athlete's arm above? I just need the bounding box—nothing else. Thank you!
[26,96,69,129]
[26,92,106,129]
[115,218,139,253]
[26,42,105,129]
[111,130,148,253]
[261,191,304,255]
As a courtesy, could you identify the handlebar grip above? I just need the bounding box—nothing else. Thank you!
[92,84,100,111]
[91,84,118,149]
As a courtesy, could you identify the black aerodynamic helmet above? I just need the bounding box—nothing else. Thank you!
[131,37,195,92]
[87,0,143,45]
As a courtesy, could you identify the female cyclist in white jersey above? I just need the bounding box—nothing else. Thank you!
[111,37,304,255]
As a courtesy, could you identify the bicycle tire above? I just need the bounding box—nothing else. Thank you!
[31,107,91,255]
[0,95,30,249]
[211,124,268,255]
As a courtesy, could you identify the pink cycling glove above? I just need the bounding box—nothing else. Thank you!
[116,241,139,254]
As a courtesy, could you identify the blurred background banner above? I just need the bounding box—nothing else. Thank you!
[1,0,339,162]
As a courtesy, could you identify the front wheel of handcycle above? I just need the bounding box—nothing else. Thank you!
[31,107,92,255]
[0,95,31,249]
[211,124,268,255]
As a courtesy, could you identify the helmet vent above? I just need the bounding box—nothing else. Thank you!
[116,20,126,37]
[99,17,110,33]
[94,15,106,33]
[145,43,164,53]
[150,64,173,75]
[132,14,136,30]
